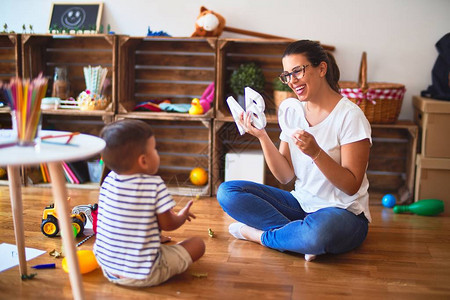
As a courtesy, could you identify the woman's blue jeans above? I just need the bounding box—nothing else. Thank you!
[217,180,369,255]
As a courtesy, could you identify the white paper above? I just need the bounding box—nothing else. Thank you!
[0,243,46,273]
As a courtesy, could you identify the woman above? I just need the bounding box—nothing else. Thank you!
[217,40,372,261]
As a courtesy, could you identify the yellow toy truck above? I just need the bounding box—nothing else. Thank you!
[40,202,97,238]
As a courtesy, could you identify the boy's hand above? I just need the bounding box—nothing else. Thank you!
[178,200,196,222]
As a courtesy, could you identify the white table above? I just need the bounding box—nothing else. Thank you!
[0,130,105,300]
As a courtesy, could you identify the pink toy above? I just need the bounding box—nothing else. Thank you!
[199,82,215,113]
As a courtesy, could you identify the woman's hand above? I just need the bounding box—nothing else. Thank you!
[292,130,321,159]
[239,111,267,139]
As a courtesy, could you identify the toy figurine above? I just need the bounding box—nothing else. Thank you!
[189,98,204,115]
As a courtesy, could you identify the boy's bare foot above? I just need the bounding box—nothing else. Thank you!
[160,235,171,243]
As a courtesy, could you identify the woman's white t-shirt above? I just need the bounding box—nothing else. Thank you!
[279,97,372,222]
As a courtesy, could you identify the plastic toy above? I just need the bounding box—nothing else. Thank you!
[190,167,208,186]
[382,194,396,208]
[199,82,215,113]
[62,250,99,274]
[189,98,204,115]
[41,200,98,237]
[393,199,444,216]
[147,26,171,37]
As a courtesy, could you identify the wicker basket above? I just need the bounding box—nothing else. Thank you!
[339,52,406,123]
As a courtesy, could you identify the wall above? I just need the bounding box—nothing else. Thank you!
[2,0,449,120]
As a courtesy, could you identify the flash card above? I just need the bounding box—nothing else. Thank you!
[226,87,267,135]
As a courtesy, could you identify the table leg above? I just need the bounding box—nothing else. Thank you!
[7,165,27,277]
[48,162,85,300]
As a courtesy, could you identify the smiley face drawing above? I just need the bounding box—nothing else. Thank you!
[61,7,86,29]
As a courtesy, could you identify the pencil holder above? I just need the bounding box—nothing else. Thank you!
[4,75,48,146]
[10,110,42,146]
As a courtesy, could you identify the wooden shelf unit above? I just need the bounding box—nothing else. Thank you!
[18,34,118,188]
[0,35,418,198]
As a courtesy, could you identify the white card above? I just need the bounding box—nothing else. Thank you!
[278,98,305,137]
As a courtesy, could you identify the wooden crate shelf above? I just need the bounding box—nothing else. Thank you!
[21,34,117,114]
[0,34,21,81]
[116,114,213,196]
[368,121,417,203]
[0,34,21,115]
[117,36,217,120]
[215,38,292,120]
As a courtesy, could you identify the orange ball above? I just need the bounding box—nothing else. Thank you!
[190,167,208,186]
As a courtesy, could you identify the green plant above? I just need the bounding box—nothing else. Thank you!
[230,63,265,96]
[272,77,293,92]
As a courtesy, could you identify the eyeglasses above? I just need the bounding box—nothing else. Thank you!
[279,65,309,84]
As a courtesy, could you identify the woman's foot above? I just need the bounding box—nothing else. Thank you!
[304,254,316,262]
[229,222,246,240]
[229,222,263,244]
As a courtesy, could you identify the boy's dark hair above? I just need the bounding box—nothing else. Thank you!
[100,119,154,174]
[283,40,340,93]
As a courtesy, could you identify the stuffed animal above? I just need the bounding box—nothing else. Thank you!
[191,6,226,37]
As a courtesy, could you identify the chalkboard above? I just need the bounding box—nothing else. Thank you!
[48,3,103,32]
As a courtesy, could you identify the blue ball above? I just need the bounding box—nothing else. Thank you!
[382,194,396,208]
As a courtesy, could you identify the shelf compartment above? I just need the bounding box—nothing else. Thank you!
[21,34,117,114]
[118,36,217,119]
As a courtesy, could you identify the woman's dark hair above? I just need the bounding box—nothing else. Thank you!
[100,119,154,174]
[283,40,340,93]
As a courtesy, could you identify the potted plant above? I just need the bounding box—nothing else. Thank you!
[273,77,296,112]
[230,63,265,107]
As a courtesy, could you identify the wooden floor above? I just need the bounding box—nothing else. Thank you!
[0,186,449,300]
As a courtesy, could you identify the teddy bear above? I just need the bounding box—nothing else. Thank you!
[191,6,226,37]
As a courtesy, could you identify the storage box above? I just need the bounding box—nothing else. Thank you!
[21,34,116,113]
[414,155,450,216]
[215,39,292,121]
[117,36,217,116]
[413,96,450,158]
[225,150,265,184]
